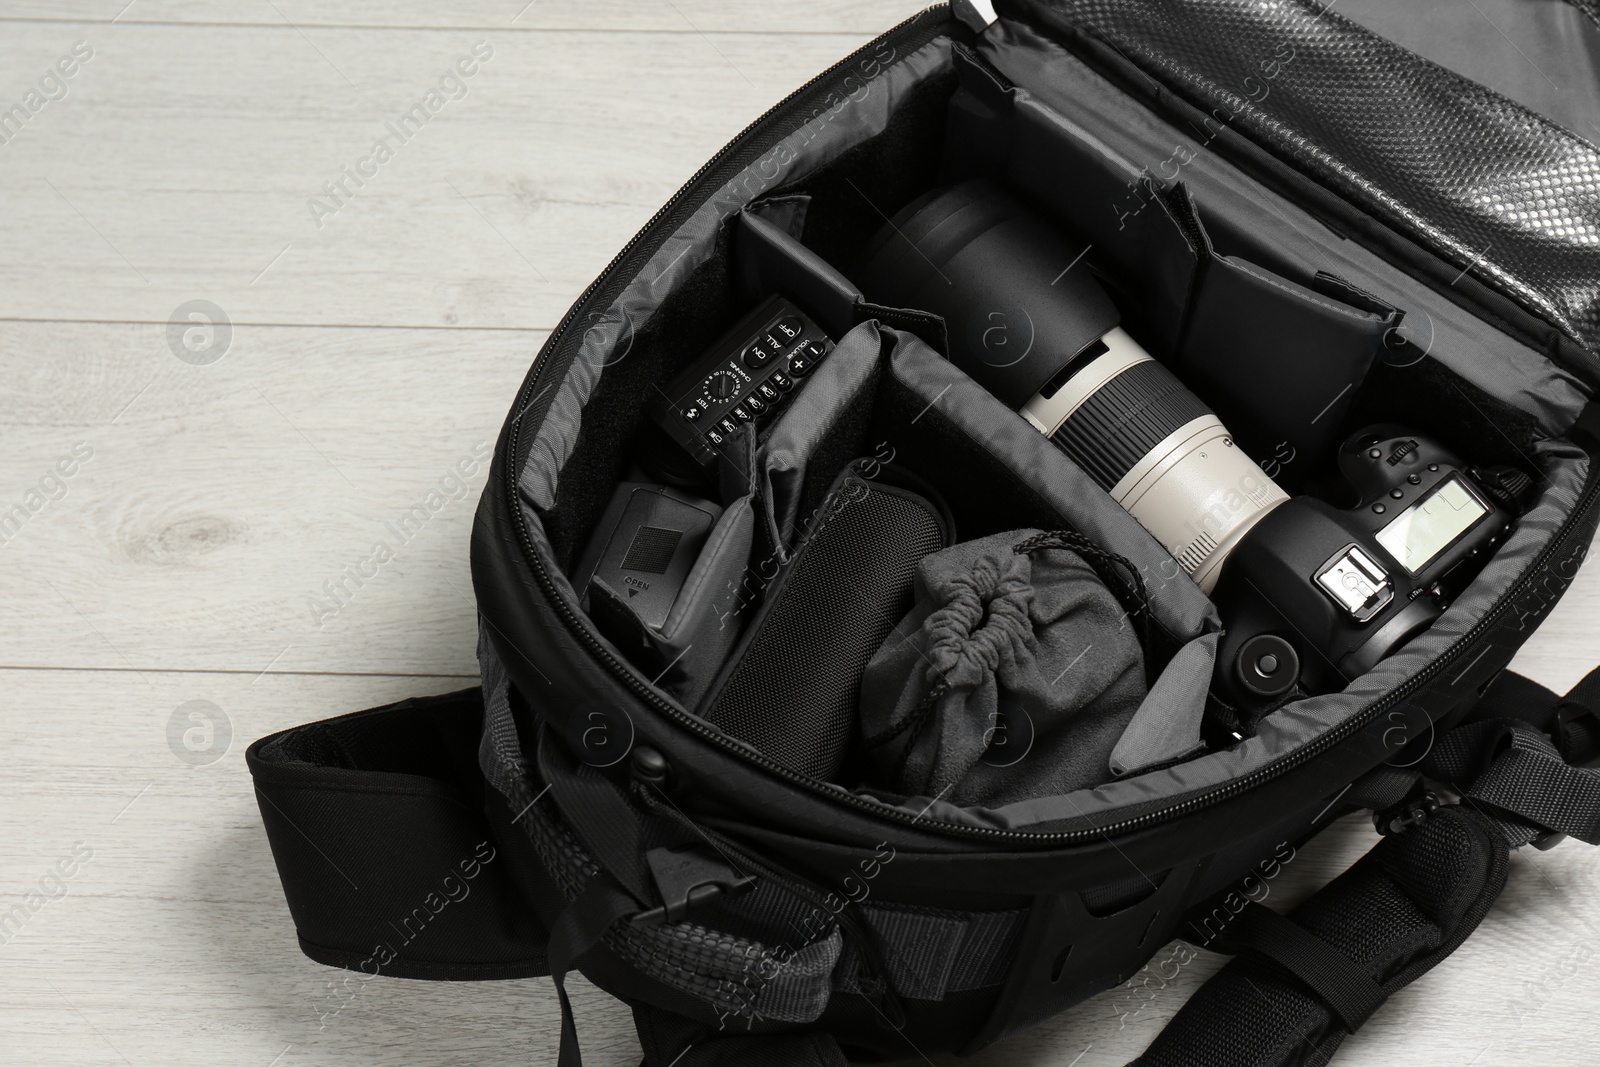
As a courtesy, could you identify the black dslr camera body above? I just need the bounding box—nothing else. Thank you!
[1211,426,1512,708]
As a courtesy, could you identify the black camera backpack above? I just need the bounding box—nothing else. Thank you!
[248,3,1600,1064]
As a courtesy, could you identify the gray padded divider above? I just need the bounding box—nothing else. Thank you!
[736,202,864,338]
[1110,631,1218,777]
[883,326,1220,642]
[755,319,885,559]
[1177,252,1398,477]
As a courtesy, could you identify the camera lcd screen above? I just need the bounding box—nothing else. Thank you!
[1375,475,1487,575]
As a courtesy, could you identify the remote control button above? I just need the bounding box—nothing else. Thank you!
[683,406,701,422]
[757,382,780,402]
[771,371,793,392]
[705,370,738,401]
[742,341,775,370]
[744,394,765,415]
[789,354,814,377]
[719,417,738,435]
[802,338,828,359]
[768,316,803,346]
[731,404,752,423]
[706,428,725,446]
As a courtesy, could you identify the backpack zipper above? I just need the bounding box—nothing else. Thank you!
[501,7,1600,846]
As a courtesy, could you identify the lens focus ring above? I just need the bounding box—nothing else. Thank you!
[1049,359,1213,491]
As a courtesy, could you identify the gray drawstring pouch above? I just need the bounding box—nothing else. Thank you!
[858,528,1161,806]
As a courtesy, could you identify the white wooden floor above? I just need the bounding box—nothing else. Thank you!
[2,3,1598,1065]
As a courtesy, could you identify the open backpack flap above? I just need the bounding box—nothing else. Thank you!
[248,2,1600,1065]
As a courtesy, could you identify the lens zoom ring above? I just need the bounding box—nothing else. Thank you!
[1049,360,1212,490]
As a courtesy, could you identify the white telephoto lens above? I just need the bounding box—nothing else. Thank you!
[1024,328,1287,591]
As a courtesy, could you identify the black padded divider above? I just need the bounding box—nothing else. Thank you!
[1178,252,1397,484]
[736,205,863,339]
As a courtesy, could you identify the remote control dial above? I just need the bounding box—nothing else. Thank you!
[703,369,739,403]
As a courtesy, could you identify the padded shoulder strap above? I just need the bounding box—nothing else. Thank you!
[1133,667,1600,1067]
[1135,805,1508,1067]
[249,688,835,1067]
[247,688,549,980]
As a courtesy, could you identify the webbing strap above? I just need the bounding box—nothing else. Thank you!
[1426,718,1600,846]
[535,722,654,902]
[1134,666,1600,1067]
[546,871,852,1067]
[1436,666,1600,845]
[1206,902,1385,1032]
[547,872,639,1067]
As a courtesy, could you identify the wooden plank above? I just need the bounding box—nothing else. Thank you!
[1,1,933,34]
[0,319,531,675]
[0,20,917,329]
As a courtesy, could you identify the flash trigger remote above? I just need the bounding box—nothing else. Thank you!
[648,295,832,467]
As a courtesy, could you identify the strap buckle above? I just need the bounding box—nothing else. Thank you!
[1373,789,1440,837]
[1553,700,1600,766]
[627,846,755,928]
[1531,829,1569,851]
